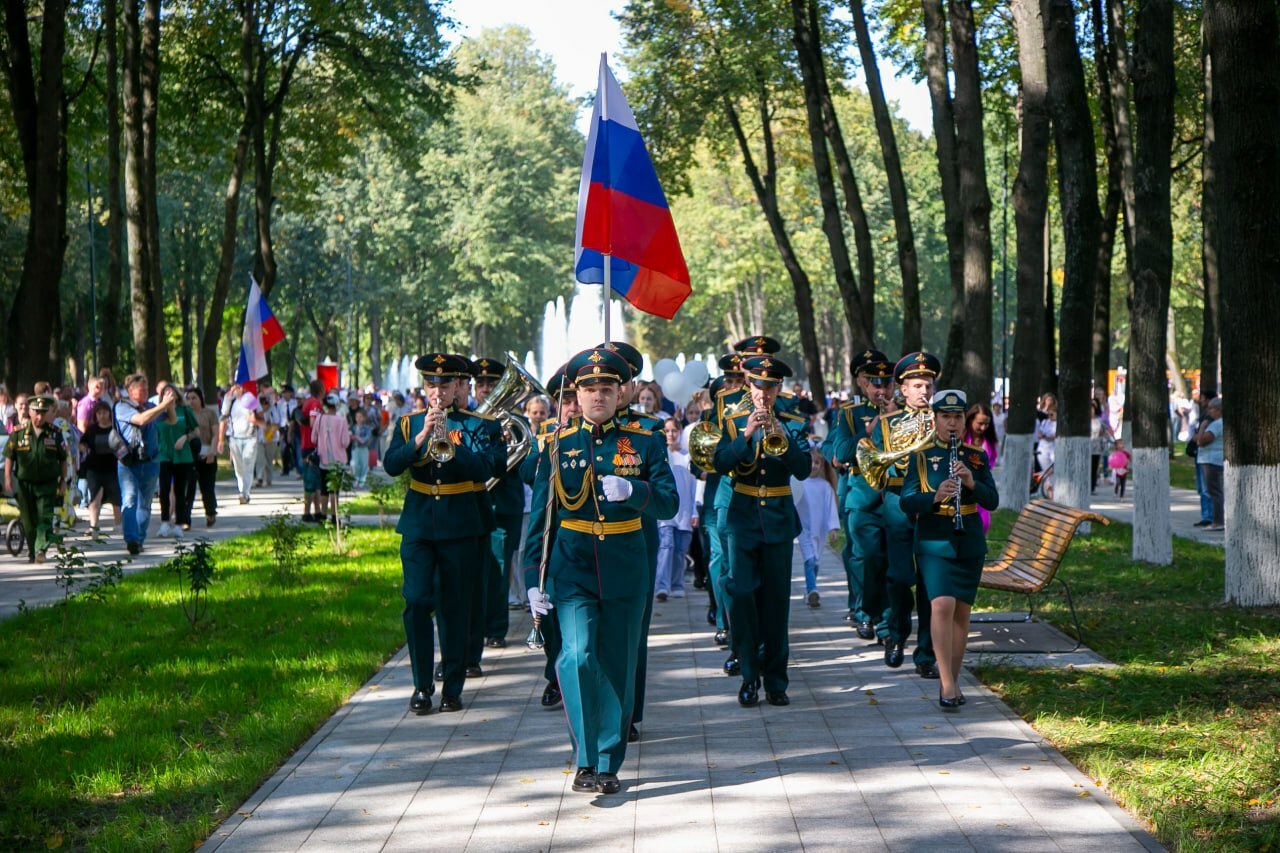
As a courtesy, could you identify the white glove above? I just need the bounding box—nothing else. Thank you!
[527,587,554,617]
[601,475,633,502]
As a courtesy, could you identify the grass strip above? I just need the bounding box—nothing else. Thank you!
[0,527,406,850]
[976,510,1280,852]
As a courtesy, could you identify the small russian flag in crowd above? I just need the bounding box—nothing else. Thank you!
[575,55,690,320]
[234,276,285,393]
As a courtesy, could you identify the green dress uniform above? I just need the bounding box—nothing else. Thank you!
[713,356,811,702]
[384,355,506,707]
[521,416,566,693]
[523,348,676,777]
[2,400,66,561]
[899,437,999,604]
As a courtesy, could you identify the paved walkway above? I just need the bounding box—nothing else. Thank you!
[1088,484,1225,548]
[201,544,1161,852]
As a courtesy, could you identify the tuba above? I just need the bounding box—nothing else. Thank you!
[688,397,751,472]
[855,407,935,490]
[476,354,549,488]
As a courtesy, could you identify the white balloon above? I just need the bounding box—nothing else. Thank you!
[660,373,692,408]
[683,359,710,389]
[653,358,680,382]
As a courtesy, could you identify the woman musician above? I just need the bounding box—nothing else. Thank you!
[899,390,999,710]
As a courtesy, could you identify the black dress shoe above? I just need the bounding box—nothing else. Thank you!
[540,682,562,708]
[855,621,875,640]
[765,691,790,706]
[738,679,760,707]
[723,656,741,677]
[714,629,729,647]
[572,767,598,792]
[595,772,621,794]
[434,663,444,681]
[409,690,433,715]
[465,665,484,678]
[485,636,507,648]
[656,592,668,602]
[706,608,717,626]
[628,723,640,743]
[957,691,967,706]
[885,643,905,668]
[939,690,962,711]
[440,695,463,712]
[843,609,857,621]
[915,662,940,679]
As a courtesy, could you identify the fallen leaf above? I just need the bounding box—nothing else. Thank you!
[1077,791,1091,798]
[1021,766,1031,770]
[537,820,548,826]
[864,690,875,696]
[519,778,535,783]
[45,832,63,850]
[922,724,937,730]
[938,770,951,775]
[868,698,878,705]
[827,760,839,765]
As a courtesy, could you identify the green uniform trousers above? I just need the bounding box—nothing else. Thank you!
[482,512,523,639]
[705,505,729,631]
[555,587,645,774]
[726,536,793,693]
[17,479,58,560]
[400,536,480,698]
[631,519,658,724]
[840,504,863,613]
[852,505,890,636]
[882,493,935,667]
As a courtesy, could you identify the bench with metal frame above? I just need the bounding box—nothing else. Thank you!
[978,498,1110,652]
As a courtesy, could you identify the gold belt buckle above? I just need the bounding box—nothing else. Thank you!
[757,484,768,498]
[428,484,439,496]
[592,520,605,539]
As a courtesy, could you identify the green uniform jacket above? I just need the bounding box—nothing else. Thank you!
[489,412,528,517]
[712,404,811,544]
[822,400,881,512]
[615,406,664,432]
[3,424,66,482]
[384,407,506,540]
[522,417,676,599]
[899,439,999,559]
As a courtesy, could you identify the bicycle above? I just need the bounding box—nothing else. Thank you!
[1030,462,1055,500]
[4,516,25,557]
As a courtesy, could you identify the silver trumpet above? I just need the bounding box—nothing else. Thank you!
[428,407,454,463]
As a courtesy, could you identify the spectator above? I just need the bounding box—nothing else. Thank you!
[220,384,264,505]
[156,385,197,538]
[79,401,121,534]
[351,408,373,487]
[75,376,104,434]
[655,417,697,602]
[312,393,351,524]
[257,386,280,487]
[1194,397,1225,531]
[1108,439,1131,500]
[1034,393,1058,474]
[184,388,219,527]
[964,403,1000,533]
[991,401,1008,451]
[5,392,28,433]
[275,385,297,477]
[635,382,669,417]
[793,445,840,608]
[0,387,13,427]
[1089,397,1114,493]
[114,373,174,554]
[296,379,325,522]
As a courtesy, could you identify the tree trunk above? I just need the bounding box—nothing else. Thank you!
[922,0,966,376]
[1107,0,1138,287]
[790,0,871,350]
[1198,23,1220,401]
[851,0,921,352]
[251,95,284,299]
[1129,0,1175,564]
[1005,0,1051,514]
[1,0,70,390]
[101,0,124,375]
[368,308,382,388]
[1165,306,1187,401]
[122,0,155,377]
[1210,0,1280,604]
[140,0,166,379]
[948,0,994,406]
[724,92,827,403]
[1042,214,1057,395]
[1091,0,1120,397]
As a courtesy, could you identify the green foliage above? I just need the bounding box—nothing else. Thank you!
[169,537,216,626]
[262,510,304,583]
[366,469,408,527]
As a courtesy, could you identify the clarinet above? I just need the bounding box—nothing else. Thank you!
[949,434,966,537]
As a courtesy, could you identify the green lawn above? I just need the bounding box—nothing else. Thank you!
[975,511,1280,852]
[0,527,407,850]
[1169,453,1199,492]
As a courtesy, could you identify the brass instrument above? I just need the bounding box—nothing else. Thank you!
[429,407,455,463]
[949,434,966,537]
[759,407,789,457]
[688,397,751,472]
[855,407,935,489]
[476,355,549,489]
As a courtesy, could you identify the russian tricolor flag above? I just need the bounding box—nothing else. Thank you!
[575,55,691,320]
[234,276,285,393]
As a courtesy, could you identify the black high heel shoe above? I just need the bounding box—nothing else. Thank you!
[939,690,962,710]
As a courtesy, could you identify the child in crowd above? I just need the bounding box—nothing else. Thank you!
[794,445,840,607]
[655,417,697,602]
[1108,439,1131,499]
[351,409,372,487]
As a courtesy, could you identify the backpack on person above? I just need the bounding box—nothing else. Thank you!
[108,402,149,465]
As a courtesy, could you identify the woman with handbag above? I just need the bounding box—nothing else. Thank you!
[157,385,198,537]
[184,388,219,527]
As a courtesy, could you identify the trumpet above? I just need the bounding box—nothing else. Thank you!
[428,408,455,463]
[759,407,789,457]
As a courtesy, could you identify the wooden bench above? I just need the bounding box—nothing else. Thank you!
[979,499,1110,652]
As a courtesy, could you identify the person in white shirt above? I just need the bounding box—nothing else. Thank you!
[220,385,264,504]
[655,417,698,602]
[793,445,841,608]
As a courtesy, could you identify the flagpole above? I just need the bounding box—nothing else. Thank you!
[601,52,611,343]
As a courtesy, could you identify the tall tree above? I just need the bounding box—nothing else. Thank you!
[1210,0,1280,605]
[1197,17,1219,400]
[101,0,125,373]
[1,0,73,389]
[1004,0,1050,514]
[1090,0,1121,397]
[947,0,994,405]
[1106,0,1138,292]
[1128,0,1175,564]
[850,0,921,352]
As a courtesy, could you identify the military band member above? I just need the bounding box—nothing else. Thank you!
[714,355,811,708]
[385,353,506,715]
[867,352,941,678]
[899,390,999,709]
[700,356,745,651]
[823,350,896,641]
[2,395,67,563]
[523,347,676,795]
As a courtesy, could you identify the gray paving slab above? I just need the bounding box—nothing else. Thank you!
[198,538,1163,852]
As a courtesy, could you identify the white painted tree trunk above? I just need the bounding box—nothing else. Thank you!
[1054,435,1092,534]
[1000,433,1035,514]
[1131,446,1172,564]
[1224,462,1280,605]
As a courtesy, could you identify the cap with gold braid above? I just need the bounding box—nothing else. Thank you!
[545,363,574,397]
[470,357,504,382]
[741,355,794,388]
[734,335,781,356]
[568,348,632,386]
[28,394,54,414]
[717,352,745,375]
[894,351,942,383]
[931,389,967,413]
[596,341,643,377]
[415,353,470,383]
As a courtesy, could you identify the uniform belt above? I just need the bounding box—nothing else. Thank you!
[409,480,484,497]
[935,503,978,517]
[733,483,793,499]
[886,477,904,487]
[560,517,643,539]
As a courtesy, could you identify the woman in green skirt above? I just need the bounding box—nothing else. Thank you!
[900,390,999,710]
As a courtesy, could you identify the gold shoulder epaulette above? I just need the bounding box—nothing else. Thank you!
[727,408,750,419]
[838,400,857,411]
[620,424,653,436]
[962,441,983,453]
[777,411,807,423]
[779,390,795,399]
[464,409,496,421]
